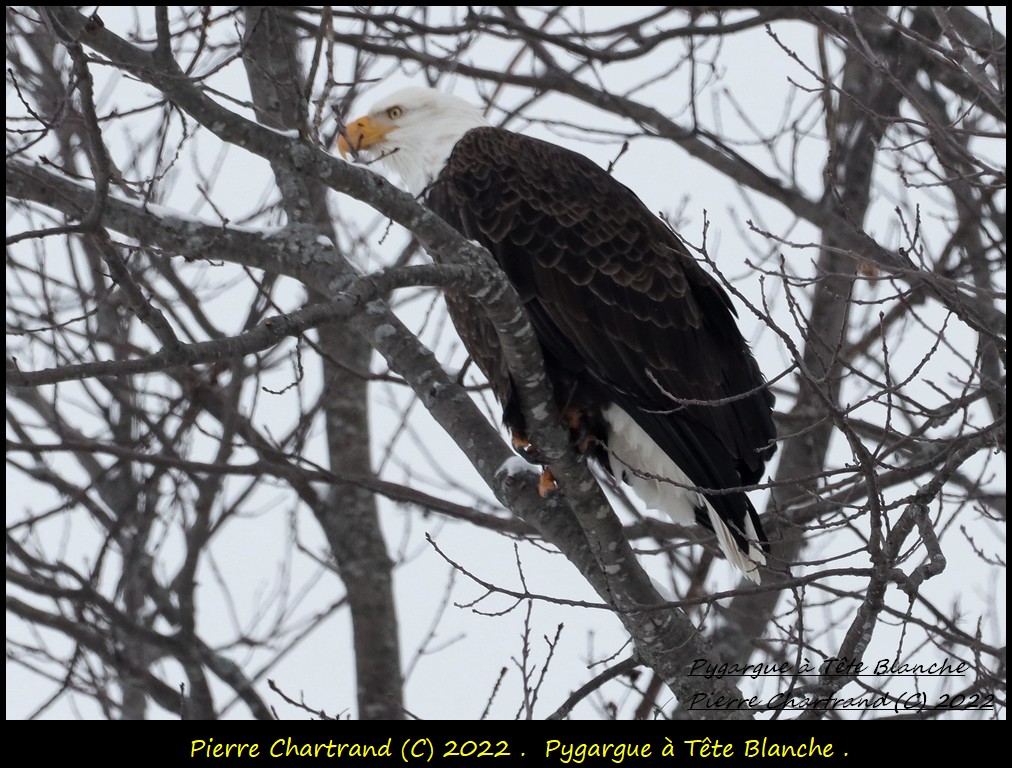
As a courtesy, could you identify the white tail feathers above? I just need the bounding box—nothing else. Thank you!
[704,503,765,585]
[602,404,766,584]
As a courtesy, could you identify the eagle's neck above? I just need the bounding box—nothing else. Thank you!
[384,114,489,195]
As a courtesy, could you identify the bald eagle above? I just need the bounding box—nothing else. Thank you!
[338,88,776,583]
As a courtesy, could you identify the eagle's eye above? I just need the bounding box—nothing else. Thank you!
[386,106,404,120]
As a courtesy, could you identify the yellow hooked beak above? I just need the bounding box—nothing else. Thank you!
[337,115,395,158]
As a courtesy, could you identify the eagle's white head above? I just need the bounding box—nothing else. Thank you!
[337,88,489,195]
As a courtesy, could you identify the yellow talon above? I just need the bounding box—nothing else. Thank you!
[538,468,559,498]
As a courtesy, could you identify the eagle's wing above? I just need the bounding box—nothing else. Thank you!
[428,127,775,534]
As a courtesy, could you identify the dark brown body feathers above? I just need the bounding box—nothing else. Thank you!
[426,127,776,560]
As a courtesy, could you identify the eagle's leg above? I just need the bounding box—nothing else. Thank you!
[511,401,598,499]
[511,432,546,464]
[510,431,558,498]
[562,407,598,456]
[538,467,558,498]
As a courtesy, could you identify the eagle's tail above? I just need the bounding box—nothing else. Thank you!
[602,403,768,584]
